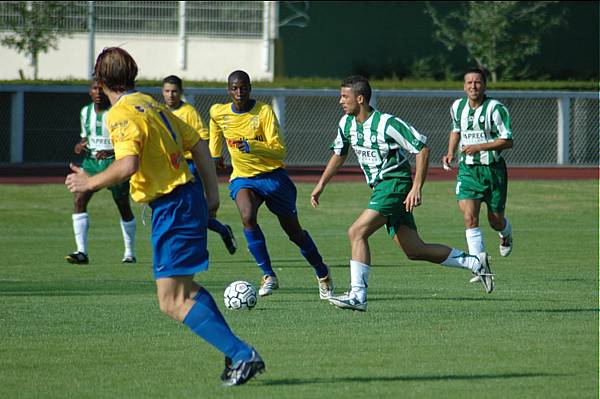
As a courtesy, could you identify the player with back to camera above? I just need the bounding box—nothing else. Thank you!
[162,75,237,255]
[65,48,264,386]
[310,75,494,312]
[209,70,334,299]
[442,68,513,285]
[66,78,136,265]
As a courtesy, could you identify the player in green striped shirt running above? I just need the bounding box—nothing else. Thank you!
[65,79,137,265]
[442,68,513,284]
[311,75,493,311]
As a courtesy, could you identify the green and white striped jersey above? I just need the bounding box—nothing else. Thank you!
[331,109,426,186]
[80,103,113,156]
[451,96,512,165]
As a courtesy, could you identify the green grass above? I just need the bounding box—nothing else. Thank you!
[0,180,597,398]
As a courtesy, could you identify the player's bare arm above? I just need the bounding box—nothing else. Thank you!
[311,153,347,208]
[461,138,513,156]
[191,139,220,216]
[66,155,138,193]
[405,145,429,212]
[442,131,460,170]
[74,138,88,155]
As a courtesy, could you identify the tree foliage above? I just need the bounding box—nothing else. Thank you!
[0,1,73,79]
[425,1,565,82]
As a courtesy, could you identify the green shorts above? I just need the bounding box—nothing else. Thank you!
[367,178,417,238]
[81,156,130,200]
[455,158,507,212]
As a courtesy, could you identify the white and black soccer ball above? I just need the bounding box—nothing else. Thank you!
[224,281,257,310]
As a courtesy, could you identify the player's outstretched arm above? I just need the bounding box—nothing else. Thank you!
[66,155,138,193]
[311,153,347,208]
[191,139,220,216]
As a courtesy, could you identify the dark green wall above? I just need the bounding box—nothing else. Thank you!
[278,1,599,80]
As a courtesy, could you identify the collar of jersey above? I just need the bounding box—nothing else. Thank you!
[231,99,256,114]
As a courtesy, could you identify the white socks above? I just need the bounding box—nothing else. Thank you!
[72,213,89,254]
[120,218,137,258]
[499,218,512,238]
[350,260,369,302]
[73,213,136,258]
[466,227,485,254]
[441,248,481,272]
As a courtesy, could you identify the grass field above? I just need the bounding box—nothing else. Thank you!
[0,180,597,399]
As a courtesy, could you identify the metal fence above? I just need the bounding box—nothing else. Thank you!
[0,86,598,167]
[0,1,265,38]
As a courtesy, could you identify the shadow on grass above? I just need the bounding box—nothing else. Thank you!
[515,308,599,314]
[260,372,566,386]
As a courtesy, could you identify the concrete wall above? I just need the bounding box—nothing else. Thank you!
[0,33,273,82]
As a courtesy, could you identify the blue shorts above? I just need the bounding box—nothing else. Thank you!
[149,182,209,279]
[229,168,297,216]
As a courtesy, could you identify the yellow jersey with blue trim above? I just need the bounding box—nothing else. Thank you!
[106,91,200,203]
[209,101,285,180]
[171,101,208,160]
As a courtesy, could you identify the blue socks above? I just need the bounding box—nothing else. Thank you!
[244,225,275,277]
[298,231,329,278]
[183,289,252,363]
[207,218,228,237]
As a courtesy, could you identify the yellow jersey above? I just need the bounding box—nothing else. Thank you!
[170,101,208,160]
[107,91,200,203]
[209,101,285,180]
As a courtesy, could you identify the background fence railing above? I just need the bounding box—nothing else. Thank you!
[0,1,265,38]
[0,86,597,167]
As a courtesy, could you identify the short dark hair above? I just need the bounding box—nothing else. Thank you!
[464,68,487,84]
[341,75,372,103]
[94,47,138,92]
[228,70,251,86]
[162,75,183,90]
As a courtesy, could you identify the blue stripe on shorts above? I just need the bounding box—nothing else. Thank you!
[149,182,209,279]
[229,168,297,216]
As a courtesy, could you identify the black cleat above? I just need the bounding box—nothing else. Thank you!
[221,349,265,386]
[65,252,89,265]
[222,225,237,255]
[122,256,137,264]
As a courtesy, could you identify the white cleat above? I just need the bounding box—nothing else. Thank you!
[318,273,334,300]
[258,275,279,297]
[475,252,494,293]
[328,292,367,311]
[499,234,513,257]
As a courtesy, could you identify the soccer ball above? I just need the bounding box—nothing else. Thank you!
[224,281,257,310]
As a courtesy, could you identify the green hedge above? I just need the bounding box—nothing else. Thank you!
[0,77,597,91]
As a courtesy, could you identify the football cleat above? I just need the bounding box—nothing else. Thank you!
[65,252,89,265]
[499,234,512,257]
[318,273,334,300]
[258,275,279,297]
[328,292,367,311]
[222,225,237,255]
[122,256,137,264]
[475,252,494,293]
[221,349,265,387]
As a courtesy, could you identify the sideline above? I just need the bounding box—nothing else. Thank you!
[0,166,597,185]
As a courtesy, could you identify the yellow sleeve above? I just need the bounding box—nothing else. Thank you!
[184,105,209,140]
[247,106,286,160]
[108,113,143,159]
[209,104,224,158]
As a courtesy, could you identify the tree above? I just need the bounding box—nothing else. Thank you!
[1,1,74,79]
[425,1,565,82]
